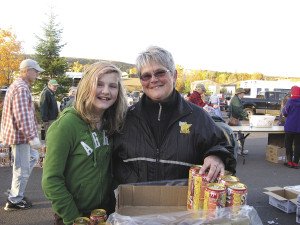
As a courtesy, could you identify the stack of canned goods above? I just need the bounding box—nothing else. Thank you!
[73,209,107,225]
[187,165,248,212]
[187,165,210,210]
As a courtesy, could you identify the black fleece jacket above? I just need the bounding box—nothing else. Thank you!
[113,90,236,184]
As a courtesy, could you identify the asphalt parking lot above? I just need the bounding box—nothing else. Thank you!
[0,132,299,225]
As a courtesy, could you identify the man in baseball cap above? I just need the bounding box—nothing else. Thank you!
[1,59,43,210]
[39,79,59,134]
[229,87,248,155]
[235,88,246,95]
[19,59,45,72]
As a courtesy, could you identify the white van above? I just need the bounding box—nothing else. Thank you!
[65,72,83,87]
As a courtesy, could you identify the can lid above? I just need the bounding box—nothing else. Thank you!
[220,175,239,182]
[91,209,107,216]
[228,182,247,190]
[207,183,226,190]
[73,217,90,224]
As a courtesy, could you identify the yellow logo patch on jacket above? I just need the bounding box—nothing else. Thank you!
[179,121,192,134]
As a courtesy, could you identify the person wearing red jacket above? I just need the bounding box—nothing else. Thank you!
[188,83,206,107]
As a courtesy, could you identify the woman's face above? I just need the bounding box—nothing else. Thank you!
[140,62,177,102]
[92,72,119,112]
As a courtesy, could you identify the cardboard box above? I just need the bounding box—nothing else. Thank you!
[264,186,299,213]
[266,145,286,163]
[113,184,255,225]
[116,185,187,216]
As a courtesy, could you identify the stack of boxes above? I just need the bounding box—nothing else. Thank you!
[265,145,286,163]
[0,144,11,167]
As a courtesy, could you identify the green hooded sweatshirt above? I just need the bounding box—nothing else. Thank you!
[42,107,114,225]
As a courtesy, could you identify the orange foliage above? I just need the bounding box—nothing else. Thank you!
[0,29,23,86]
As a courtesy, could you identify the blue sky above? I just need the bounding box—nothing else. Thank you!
[1,0,299,77]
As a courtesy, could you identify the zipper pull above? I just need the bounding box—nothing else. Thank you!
[158,103,162,121]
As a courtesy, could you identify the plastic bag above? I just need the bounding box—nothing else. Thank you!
[107,205,262,225]
[111,180,262,225]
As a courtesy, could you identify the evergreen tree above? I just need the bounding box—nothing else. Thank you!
[33,11,70,97]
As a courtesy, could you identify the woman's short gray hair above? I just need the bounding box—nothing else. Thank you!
[136,46,176,76]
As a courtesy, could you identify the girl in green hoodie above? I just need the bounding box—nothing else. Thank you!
[42,62,128,225]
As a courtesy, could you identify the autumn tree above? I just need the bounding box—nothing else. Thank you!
[250,73,264,80]
[71,61,84,72]
[175,65,186,93]
[129,67,137,77]
[0,29,23,86]
[33,11,69,96]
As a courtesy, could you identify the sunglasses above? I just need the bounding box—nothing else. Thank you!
[140,69,170,82]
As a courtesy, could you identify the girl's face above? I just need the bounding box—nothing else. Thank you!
[93,72,119,113]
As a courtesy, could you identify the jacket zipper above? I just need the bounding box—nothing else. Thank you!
[158,103,162,121]
[156,103,162,179]
[156,148,160,180]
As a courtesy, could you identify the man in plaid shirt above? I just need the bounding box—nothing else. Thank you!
[1,59,44,211]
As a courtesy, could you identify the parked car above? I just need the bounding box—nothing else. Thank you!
[241,91,288,116]
[0,88,7,118]
[0,88,7,104]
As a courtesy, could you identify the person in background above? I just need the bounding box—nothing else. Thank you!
[60,86,77,111]
[203,105,238,159]
[209,93,222,118]
[228,88,248,155]
[283,85,300,169]
[277,93,290,126]
[42,62,128,225]
[39,79,59,132]
[188,83,207,107]
[184,92,191,101]
[1,59,44,210]
[113,46,236,186]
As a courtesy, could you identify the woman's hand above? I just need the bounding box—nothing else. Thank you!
[199,155,225,182]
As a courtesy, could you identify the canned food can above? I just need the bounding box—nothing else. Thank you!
[192,173,209,210]
[224,170,232,176]
[226,182,248,207]
[218,175,239,187]
[187,165,211,210]
[203,183,226,211]
[90,209,107,224]
[187,165,201,210]
[73,217,90,225]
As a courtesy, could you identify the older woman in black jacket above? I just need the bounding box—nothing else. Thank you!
[113,46,236,184]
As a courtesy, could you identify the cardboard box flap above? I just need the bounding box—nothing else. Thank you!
[264,186,298,201]
[264,186,283,192]
[118,185,187,207]
[284,185,300,194]
[264,191,288,201]
[290,198,298,205]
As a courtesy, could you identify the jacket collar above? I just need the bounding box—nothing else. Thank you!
[129,90,193,120]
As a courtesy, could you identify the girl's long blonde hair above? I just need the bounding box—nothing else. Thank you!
[74,62,127,134]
